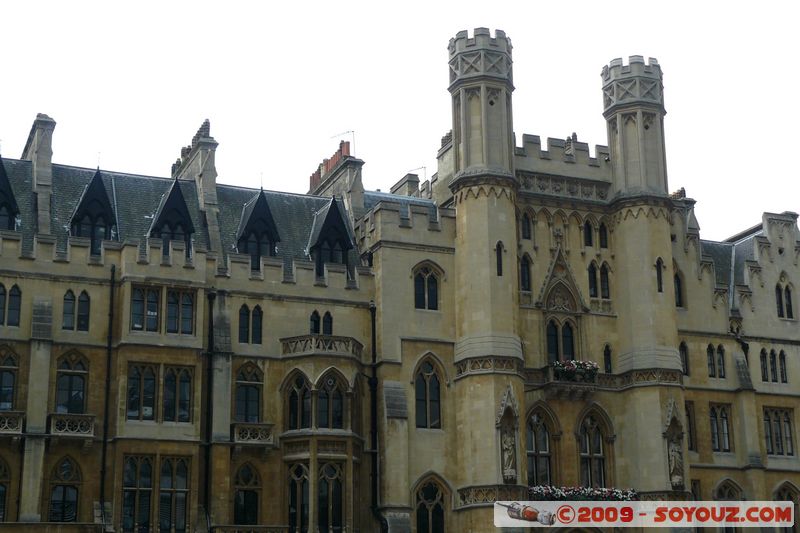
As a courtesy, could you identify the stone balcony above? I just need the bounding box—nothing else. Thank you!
[49,413,95,438]
[540,365,599,400]
[0,411,24,435]
[232,422,275,445]
[281,334,363,359]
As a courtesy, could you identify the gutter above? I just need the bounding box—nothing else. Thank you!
[368,300,388,532]
[203,291,216,532]
[99,264,116,529]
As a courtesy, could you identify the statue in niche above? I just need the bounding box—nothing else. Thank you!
[665,417,684,490]
[500,412,517,484]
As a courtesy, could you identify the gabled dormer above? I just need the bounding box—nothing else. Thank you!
[70,168,116,254]
[150,179,195,258]
[0,157,19,231]
[307,197,354,277]
[236,189,281,271]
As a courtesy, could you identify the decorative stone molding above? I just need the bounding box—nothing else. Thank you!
[50,413,95,436]
[496,384,520,426]
[454,357,522,380]
[232,422,274,445]
[280,335,363,359]
[457,484,527,508]
[525,367,681,391]
[519,173,610,202]
[0,411,23,435]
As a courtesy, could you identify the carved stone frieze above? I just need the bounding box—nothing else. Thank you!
[457,485,527,508]
[518,172,610,203]
[454,356,522,379]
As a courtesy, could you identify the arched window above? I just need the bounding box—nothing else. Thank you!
[318,463,343,532]
[234,464,260,526]
[415,360,441,429]
[710,405,731,452]
[251,306,263,345]
[310,311,320,335]
[288,464,310,533]
[717,345,726,379]
[599,223,608,248]
[163,367,192,422]
[546,321,559,364]
[56,354,87,414]
[546,320,578,363]
[715,480,741,501]
[416,480,445,533]
[235,364,263,423]
[159,457,189,532]
[76,291,90,331]
[761,349,769,382]
[496,242,504,277]
[72,214,113,256]
[603,345,612,374]
[771,350,779,383]
[122,456,152,532]
[520,256,531,292]
[562,323,575,359]
[656,258,664,293]
[6,285,20,327]
[786,287,794,319]
[679,342,689,376]
[584,221,593,247]
[288,375,311,430]
[62,291,75,330]
[49,457,80,522]
[600,264,610,299]
[322,312,333,335]
[774,484,799,533]
[238,230,277,272]
[674,274,683,307]
[777,285,785,318]
[780,351,788,383]
[579,416,606,488]
[126,364,156,421]
[527,412,552,485]
[707,345,716,378]
[521,213,531,240]
[414,265,439,310]
[317,373,344,430]
[239,305,250,344]
[0,352,17,410]
[588,264,598,298]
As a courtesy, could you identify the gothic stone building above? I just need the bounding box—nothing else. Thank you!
[0,28,798,533]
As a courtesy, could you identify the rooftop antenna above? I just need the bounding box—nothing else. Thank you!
[97,151,101,169]
[407,166,427,181]
[330,130,355,156]
[260,172,263,191]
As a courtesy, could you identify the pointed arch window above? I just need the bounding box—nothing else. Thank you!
[521,213,531,240]
[761,349,769,382]
[414,265,439,310]
[527,412,552,485]
[715,480,741,502]
[0,352,17,411]
[600,264,610,299]
[588,264,598,298]
[2,285,20,327]
[235,364,263,424]
[234,464,260,526]
[416,480,445,533]
[131,287,159,332]
[707,345,716,378]
[674,274,684,307]
[158,457,189,533]
[777,285,785,317]
[318,463,344,532]
[122,455,153,532]
[562,323,575,359]
[584,221,593,247]
[56,354,87,414]
[62,290,76,330]
[579,415,606,488]
[710,405,731,452]
[775,484,799,533]
[239,305,250,344]
[0,284,4,325]
[603,345,612,374]
[163,367,192,422]
[310,311,320,335]
[496,241,504,276]
[251,306,263,345]
[415,361,441,429]
[238,232,277,272]
[520,256,532,291]
[770,350,779,382]
[126,364,156,421]
[288,376,311,430]
[786,287,794,319]
[546,321,559,365]
[546,319,578,363]
[288,464,309,533]
[62,290,90,331]
[679,342,689,376]
[317,374,344,430]
[777,283,794,319]
[780,350,788,383]
[599,223,608,248]
[656,258,664,293]
[49,457,81,522]
[165,290,193,335]
[322,312,333,335]
[717,345,726,379]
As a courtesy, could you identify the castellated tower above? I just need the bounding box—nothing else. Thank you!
[448,28,527,525]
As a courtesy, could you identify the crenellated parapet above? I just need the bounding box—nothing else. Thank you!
[515,134,611,186]
[601,56,664,116]
[448,28,513,90]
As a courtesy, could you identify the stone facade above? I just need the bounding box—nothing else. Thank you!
[0,27,798,533]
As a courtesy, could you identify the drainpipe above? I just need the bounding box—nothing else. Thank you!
[369,300,388,532]
[99,264,116,528]
[204,291,216,531]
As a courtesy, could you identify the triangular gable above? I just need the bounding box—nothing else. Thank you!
[536,247,587,312]
[306,197,354,252]
[70,168,116,230]
[149,179,195,236]
[0,157,19,215]
[236,190,281,243]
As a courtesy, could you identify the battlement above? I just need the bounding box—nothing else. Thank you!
[448,28,512,57]
[601,56,662,83]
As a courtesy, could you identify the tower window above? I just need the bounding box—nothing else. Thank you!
[416,481,445,533]
[579,415,606,488]
[679,342,689,376]
[521,213,531,240]
[588,264,598,298]
[674,274,684,307]
[546,319,578,363]
[584,221,593,247]
[520,256,532,292]
[599,223,608,248]
[600,264,610,299]
[414,265,440,310]
[777,282,794,319]
[655,258,664,293]
[415,361,441,429]
[603,345,612,374]
[496,242,504,277]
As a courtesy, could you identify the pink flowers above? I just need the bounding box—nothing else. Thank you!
[529,485,638,501]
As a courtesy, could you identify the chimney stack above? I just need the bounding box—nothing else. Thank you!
[22,114,57,234]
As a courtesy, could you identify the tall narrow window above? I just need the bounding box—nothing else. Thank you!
[318,463,344,533]
[600,264,610,299]
[317,375,344,430]
[0,284,5,325]
[710,405,732,452]
[520,256,531,292]
[288,464,309,533]
[603,345,612,374]
[56,354,87,414]
[159,458,189,533]
[416,481,445,533]
[546,321,559,364]
[415,361,441,429]
[322,312,333,335]
[717,345,726,379]
[414,266,439,310]
[685,402,697,451]
[126,364,156,421]
[496,242,503,276]
[6,285,20,327]
[562,323,575,359]
[49,457,80,522]
[599,223,608,248]
[235,364,262,423]
[166,290,193,335]
[527,413,551,485]
[764,409,795,457]
[251,306,263,345]
[765,411,774,454]
[288,376,311,430]
[76,291,90,331]
[122,456,153,533]
[584,221,593,247]
[777,285,785,318]
[233,464,260,526]
[131,287,159,332]
[674,274,683,307]
[710,407,720,451]
[0,353,17,411]
[780,351,788,383]
[656,258,664,293]
[239,305,250,344]
[310,311,320,334]
[163,368,192,423]
[679,342,689,376]
[0,459,9,522]
[786,287,794,318]
[62,291,76,330]
[761,349,769,382]
[521,213,531,240]
[707,345,716,378]
[588,264,598,298]
[579,416,606,488]
[771,350,779,382]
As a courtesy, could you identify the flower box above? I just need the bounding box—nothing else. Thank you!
[552,360,599,383]
[529,485,638,501]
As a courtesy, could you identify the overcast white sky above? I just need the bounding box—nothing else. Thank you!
[1,1,797,241]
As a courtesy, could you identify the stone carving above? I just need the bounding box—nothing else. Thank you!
[455,357,520,379]
[547,285,575,312]
[496,385,519,425]
[501,424,517,483]
[663,404,684,490]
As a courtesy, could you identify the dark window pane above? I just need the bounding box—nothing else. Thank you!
[332,389,343,429]
[427,275,438,310]
[429,374,441,428]
[414,274,426,309]
[301,389,311,428]
[143,368,156,420]
[546,321,559,364]
[127,368,140,419]
[310,312,320,335]
[289,390,298,429]
[180,293,193,334]
[77,292,90,331]
[239,305,250,343]
[145,290,159,332]
[322,312,332,335]
[0,370,14,410]
[178,372,191,422]
[496,242,503,276]
[252,306,262,344]
[415,374,427,428]
[777,285,785,317]
[63,291,75,330]
[786,287,794,319]
[131,289,144,330]
[588,264,598,297]
[7,286,20,327]
[166,292,179,333]
[163,371,176,421]
[562,323,574,358]
[318,390,329,429]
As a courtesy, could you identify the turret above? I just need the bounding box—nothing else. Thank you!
[602,56,668,197]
